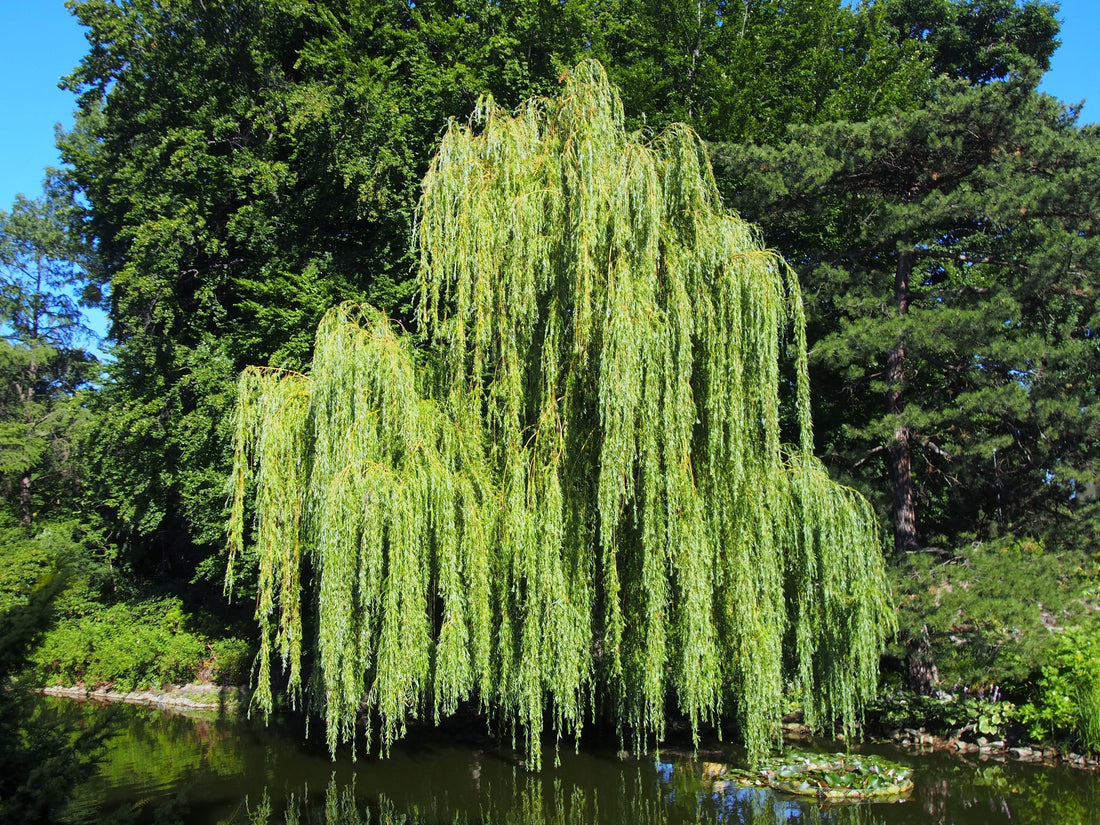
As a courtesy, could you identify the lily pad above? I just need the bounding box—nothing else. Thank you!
[720,751,914,801]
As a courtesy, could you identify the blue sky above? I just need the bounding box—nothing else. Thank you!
[1,1,86,208]
[1,0,1098,216]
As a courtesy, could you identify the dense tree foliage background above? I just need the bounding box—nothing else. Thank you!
[50,0,1093,574]
[1,0,1098,785]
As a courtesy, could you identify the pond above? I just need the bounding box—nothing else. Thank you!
[38,696,1100,825]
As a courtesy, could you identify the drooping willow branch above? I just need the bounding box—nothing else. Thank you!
[227,61,894,767]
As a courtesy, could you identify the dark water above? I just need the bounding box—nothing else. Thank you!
[40,696,1100,825]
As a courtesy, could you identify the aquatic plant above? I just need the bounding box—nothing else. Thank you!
[721,751,914,801]
[227,61,894,766]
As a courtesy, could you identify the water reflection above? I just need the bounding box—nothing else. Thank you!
[42,697,1100,825]
[908,759,1100,825]
[231,776,891,825]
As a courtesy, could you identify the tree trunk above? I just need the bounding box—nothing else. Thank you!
[20,471,32,528]
[887,428,918,554]
[886,236,919,555]
[18,352,39,530]
[905,624,939,695]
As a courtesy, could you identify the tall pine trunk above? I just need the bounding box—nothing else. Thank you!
[886,236,918,555]
[19,472,32,529]
[17,353,38,530]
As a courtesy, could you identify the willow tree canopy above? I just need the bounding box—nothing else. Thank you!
[227,61,894,767]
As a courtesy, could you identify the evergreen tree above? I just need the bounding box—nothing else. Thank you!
[0,185,89,347]
[0,183,98,528]
[710,3,1099,551]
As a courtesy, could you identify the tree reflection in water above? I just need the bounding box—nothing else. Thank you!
[912,759,1100,825]
[233,775,890,825]
[50,699,1100,825]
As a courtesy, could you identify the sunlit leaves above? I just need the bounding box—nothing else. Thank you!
[229,63,893,766]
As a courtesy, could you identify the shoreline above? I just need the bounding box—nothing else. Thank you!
[877,725,1100,770]
[37,685,1100,771]
[783,717,1100,771]
[40,683,248,714]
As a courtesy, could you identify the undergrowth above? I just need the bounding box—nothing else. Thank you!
[2,521,255,691]
[889,536,1095,692]
[28,596,253,691]
[882,535,1100,752]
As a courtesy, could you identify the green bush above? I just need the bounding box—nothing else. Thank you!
[1076,668,1100,754]
[869,690,1017,740]
[1019,623,1100,752]
[890,537,1094,693]
[205,637,253,684]
[28,596,252,691]
[880,535,1100,750]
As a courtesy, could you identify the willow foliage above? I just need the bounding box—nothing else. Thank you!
[228,61,894,766]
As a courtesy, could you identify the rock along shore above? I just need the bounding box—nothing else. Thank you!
[879,725,1100,770]
[40,683,247,714]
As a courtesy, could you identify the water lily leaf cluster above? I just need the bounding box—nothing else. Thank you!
[227,61,894,766]
[722,751,914,800]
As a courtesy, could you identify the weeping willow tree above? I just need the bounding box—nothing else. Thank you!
[226,61,894,767]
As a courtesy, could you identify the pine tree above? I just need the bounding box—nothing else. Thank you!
[0,183,97,527]
[711,67,1100,552]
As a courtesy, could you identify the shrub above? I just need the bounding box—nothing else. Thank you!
[1019,623,1100,752]
[28,596,251,691]
[205,637,253,684]
[869,689,1017,740]
[890,536,1094,693]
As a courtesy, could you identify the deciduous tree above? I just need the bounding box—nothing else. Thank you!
[228,63,894,765]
